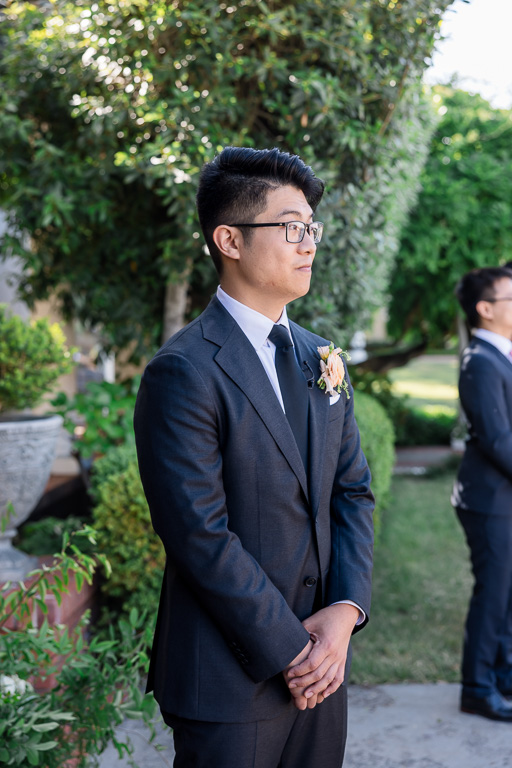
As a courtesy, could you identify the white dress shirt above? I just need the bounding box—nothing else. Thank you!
[216,285,292,412]
[216,286,365,624]
[473,328,512,362]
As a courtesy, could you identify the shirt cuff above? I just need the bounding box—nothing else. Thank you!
[331,600,366,625]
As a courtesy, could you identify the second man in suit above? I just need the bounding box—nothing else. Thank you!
[453,265,512,722]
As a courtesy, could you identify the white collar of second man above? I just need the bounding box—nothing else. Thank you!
[473,328,512,360]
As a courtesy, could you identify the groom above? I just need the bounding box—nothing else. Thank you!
[134,146,374,767]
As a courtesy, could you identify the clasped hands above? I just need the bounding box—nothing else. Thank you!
[283,603,359,711]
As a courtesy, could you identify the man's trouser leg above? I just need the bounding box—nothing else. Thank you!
[162,684,347,768]
[456,507,512,697]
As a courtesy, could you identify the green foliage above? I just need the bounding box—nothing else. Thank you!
[352,368,457,445]
[394,405,457,446]
[0,523,158,767]
[52,377,138,459]
[15,516,93,556]
[89,442,137,502]
[91,453,164,619]
[0,0,450,358]
[388,86,512,344]
[0,304,74,414]
[353,391,395,536]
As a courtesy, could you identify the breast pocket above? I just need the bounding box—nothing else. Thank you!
[328,398,344,423]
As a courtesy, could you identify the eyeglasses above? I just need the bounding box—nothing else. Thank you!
[229,220,324,244]
[484,297,512,303]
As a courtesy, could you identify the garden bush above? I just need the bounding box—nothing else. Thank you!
[393,406,457,447]
[52,377,139,460]
[352,368,457,446]
[0,522,157,768]
[91,451,164,621]
[89,442,137,503]
[354,391,395,537]
[0,304,74,414]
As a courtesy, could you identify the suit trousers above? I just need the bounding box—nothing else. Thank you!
[456,507,512,696]
[162,684,347,768]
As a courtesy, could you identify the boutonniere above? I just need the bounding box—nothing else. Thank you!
[317,343,351,399]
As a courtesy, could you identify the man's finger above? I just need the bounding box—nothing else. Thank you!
[302,663,338,698]
[286,644,328,680]
[288,656,331,689]
[306,668,345,700]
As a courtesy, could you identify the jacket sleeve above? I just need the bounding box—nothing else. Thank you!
[459,352,512,481]
[326,370,375,632]
[133,350,310,683]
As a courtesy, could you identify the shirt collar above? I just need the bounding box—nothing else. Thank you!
[473,328,512,359]
[216,286,291,350]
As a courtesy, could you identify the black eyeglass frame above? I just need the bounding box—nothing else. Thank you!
[228,220,324,244]
[482,297,512,303]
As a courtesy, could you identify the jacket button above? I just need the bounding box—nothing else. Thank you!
[304,576,317,588]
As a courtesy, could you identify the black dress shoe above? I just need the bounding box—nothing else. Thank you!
[497,679,512,698]
[461,690,512,721]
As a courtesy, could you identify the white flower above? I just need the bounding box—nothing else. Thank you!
[0,673,33,697]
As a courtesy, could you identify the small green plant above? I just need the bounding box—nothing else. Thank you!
[52,377,139,459]
[15,516,93,556]
[0,517,158,767]
[91,449,164,620]
[0,304,75,414]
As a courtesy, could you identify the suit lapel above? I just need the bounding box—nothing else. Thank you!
[290,324,329,518]
[201,298,309,500]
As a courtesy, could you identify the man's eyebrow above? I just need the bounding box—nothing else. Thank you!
[275,208,314,221]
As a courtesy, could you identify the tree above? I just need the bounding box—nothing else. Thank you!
[387,86,512,345]
[0,0,451,360]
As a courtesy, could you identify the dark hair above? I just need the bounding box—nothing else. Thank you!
[196,146,325,274]
[455,266,512,328]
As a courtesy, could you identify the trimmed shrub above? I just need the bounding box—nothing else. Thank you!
[393,406,457,446]
[91,454,164,620]
[354,392,395,537]
[351,369,457,446]
[89,443,137,502]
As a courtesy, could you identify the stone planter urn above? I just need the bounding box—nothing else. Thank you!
[0,413,63,581]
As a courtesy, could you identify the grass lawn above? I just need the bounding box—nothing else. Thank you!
[388,355,459,414]
[350,470,472,685]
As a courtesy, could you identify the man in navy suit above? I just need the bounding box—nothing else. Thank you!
[134,147,374,767]
[453,266,512,721]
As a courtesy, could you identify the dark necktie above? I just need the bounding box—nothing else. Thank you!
[268,324,309,469]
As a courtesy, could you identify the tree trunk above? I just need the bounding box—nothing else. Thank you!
[161,277,189,344]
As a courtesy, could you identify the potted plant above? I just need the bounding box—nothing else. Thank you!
[0,304,75,581]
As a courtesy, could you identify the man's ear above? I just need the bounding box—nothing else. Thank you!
[212,225,242,262]
[475,299,494,322]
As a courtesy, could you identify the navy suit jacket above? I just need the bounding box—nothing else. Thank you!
[453,337,512,516]
[134,296,374,722]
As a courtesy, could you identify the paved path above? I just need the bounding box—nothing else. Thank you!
[97,683,512,767]
[345,683,512,767]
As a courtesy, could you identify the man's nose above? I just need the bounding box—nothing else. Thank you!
[299,230,316,254]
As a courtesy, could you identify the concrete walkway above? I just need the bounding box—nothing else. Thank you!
[97,683,512,767]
